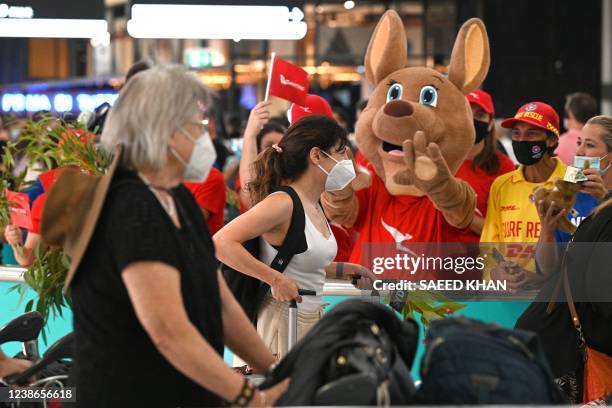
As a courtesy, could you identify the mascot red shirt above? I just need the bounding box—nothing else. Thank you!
[322,11,491,267]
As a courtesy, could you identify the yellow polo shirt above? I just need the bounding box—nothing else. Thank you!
[480,158,566,278]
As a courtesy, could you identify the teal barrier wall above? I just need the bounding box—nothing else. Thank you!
[2,281,529,379]
[0,282,73,357]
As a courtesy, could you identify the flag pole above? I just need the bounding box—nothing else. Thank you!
[264,51,276,102]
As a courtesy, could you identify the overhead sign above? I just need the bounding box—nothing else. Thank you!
[0,0,107,39]
[1,92,118,113]
[0,3,33,18]
[127,4,307,40]
[2,0,104,19]
[184,47,225,69]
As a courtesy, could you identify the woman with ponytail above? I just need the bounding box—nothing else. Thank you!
[214,115,376,360]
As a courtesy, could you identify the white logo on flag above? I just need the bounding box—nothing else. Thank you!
[280,74,305,92]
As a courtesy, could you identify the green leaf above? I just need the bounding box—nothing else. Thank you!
[41,328,48,345]
[61,254,71,269]
[422,310,443,323]
[25,299,33,312]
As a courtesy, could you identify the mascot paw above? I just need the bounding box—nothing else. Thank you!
[393,168,414,185]
[414,156,438,181]
[401,131,451,190]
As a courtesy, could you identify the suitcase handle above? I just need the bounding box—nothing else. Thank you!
[288,289,318,351]
[289,289,317,308]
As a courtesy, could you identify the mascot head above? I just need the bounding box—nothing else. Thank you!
[356,11,490,196]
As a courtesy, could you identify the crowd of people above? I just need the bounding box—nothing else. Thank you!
[0,59,610,406]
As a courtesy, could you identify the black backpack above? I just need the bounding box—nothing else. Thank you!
[222,186,306,324]
[416,317,566,405]
[261,299,419,406]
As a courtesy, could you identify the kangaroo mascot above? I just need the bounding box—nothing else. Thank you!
[322,10,490,267]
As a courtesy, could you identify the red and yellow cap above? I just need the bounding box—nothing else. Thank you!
[501,101,560,137]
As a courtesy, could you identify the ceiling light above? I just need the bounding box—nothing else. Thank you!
[127,4,307,40]
[343,1,356,10]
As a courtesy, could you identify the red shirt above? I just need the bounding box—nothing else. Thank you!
[30,193,47,234]
[455,152,515,241]
[355,150,370,169]
[350,165,472,267]
[183,168,226,234]
[39,167,75,192]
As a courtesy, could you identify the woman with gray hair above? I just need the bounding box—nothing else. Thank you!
[69,65,287,407]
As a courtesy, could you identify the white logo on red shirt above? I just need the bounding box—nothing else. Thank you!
[381,218,417,255]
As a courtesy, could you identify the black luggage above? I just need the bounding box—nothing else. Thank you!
[416,316,566,404]
[261,299,419,406]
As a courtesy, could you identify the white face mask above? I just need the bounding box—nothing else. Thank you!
[171,129,217,182]
[317,150,356,191]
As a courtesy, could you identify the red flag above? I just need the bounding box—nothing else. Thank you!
[5,190,32,230]
[266,56,309,105]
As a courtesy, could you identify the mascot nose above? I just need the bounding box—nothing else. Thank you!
[384,100,414,117]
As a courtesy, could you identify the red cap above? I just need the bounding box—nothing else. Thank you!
[501,101,560,137]
[467,89,494,116]
[288,93,333,125]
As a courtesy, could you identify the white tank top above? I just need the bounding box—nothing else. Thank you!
[259,196,337,312]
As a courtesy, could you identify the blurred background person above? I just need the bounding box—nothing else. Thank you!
[556,92,598,165]
[237,100,285,212]
[124,59,153,83]
[183,165,227,235]
[456,89,515,241]
[0,116,9,156]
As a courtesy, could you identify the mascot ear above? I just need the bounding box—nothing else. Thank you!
[364,10,407,85]
[448,18,490,94]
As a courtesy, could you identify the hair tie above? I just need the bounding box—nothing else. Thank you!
[272,144,283,153]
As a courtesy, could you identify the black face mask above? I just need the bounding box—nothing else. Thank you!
[473,120,489,145]
[512,140,548,165]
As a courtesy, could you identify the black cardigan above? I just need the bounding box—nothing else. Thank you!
[516,204,612,377]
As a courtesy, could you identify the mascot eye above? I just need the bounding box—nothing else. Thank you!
[386,83,403,102]
[419,85,438,107]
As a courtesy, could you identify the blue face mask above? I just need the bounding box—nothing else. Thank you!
[573,152,610,176]
[600,159,611,177]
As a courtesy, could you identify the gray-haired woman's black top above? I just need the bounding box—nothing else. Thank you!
[71,168,224,408]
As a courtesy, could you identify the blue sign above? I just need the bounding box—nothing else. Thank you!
[1,92,118,113]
